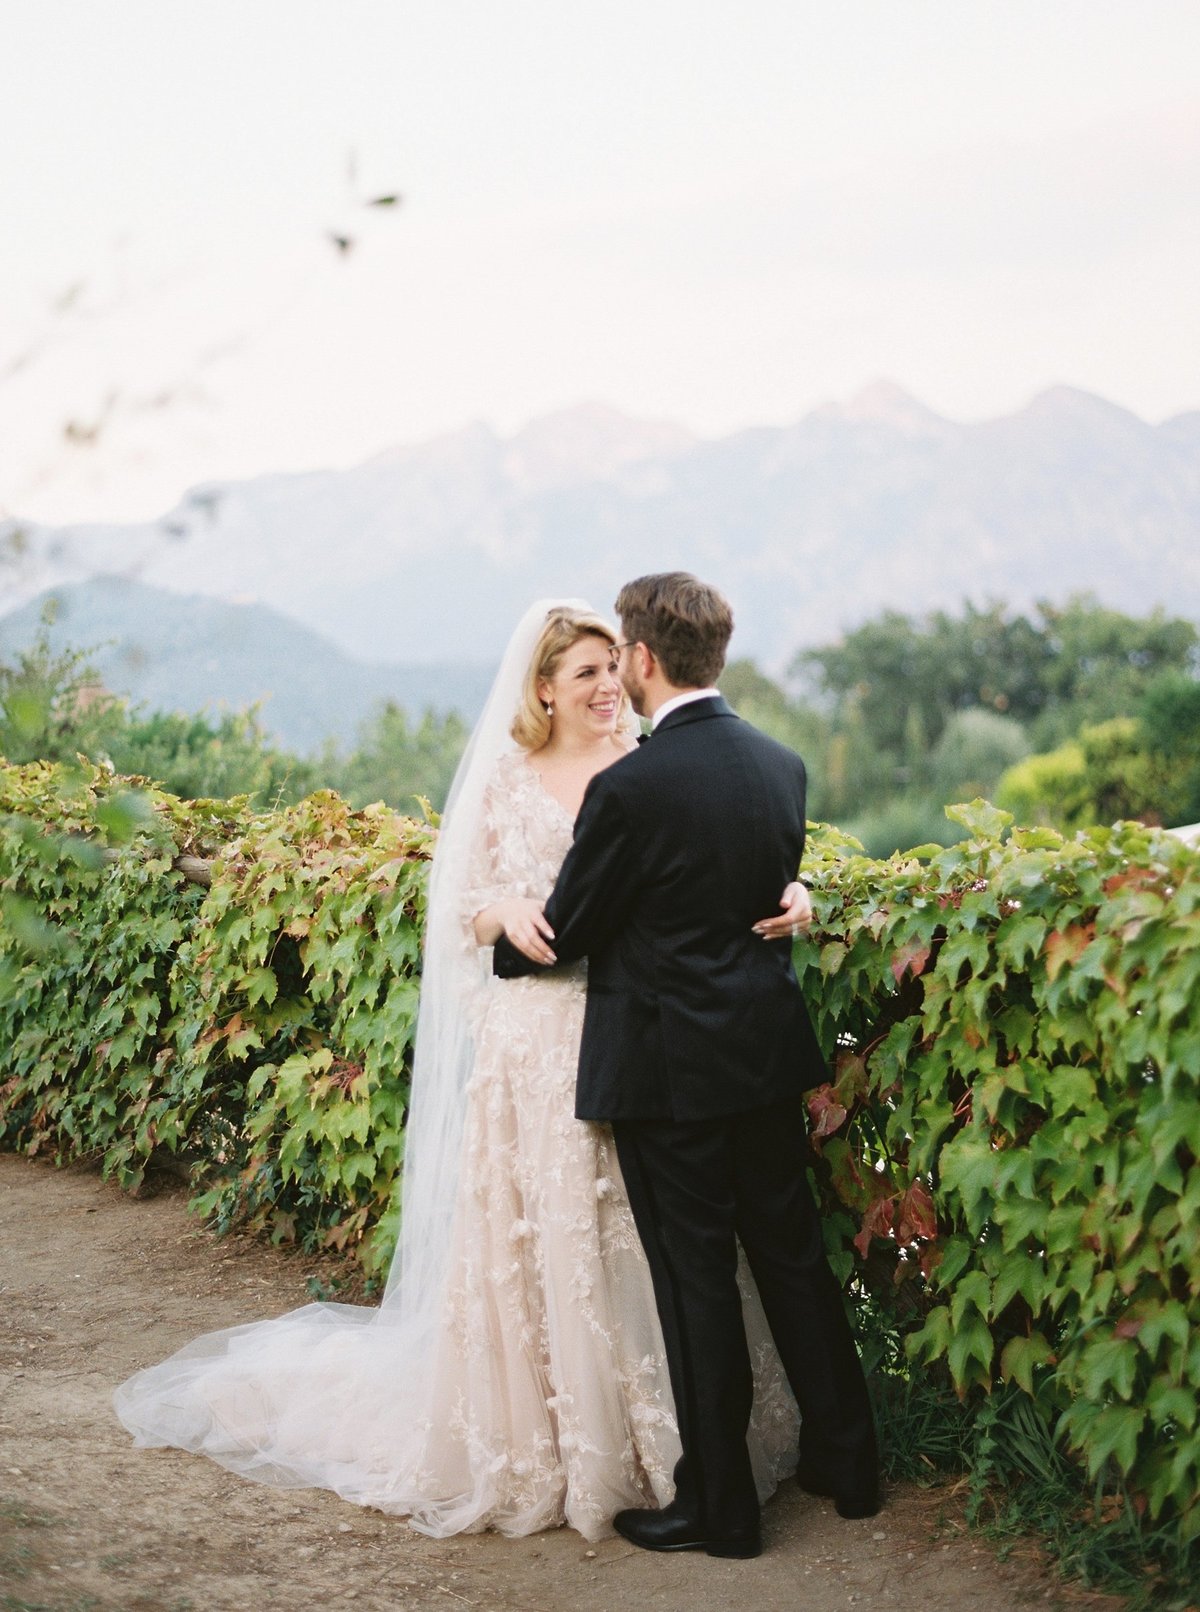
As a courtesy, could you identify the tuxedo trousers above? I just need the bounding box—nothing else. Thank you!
[612,1095,877,1528]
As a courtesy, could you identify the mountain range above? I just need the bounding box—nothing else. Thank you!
[2,383,1197,750]
[0,578,493,752]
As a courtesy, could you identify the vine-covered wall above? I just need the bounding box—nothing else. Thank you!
[2,760,1197,1544]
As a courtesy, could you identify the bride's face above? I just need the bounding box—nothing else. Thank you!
[540,635,622,741]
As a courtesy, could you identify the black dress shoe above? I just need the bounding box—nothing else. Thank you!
[612,1503,762,1559]
[795,1458,880,1520]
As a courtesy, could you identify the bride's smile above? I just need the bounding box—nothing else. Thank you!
[538,636,624,741]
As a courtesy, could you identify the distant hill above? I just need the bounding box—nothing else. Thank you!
[0,579,493,753]
[3,385,1198,682]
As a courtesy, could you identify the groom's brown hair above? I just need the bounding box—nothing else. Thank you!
[615,572,734,688]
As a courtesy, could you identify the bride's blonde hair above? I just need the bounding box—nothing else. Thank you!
[511,606,623,750]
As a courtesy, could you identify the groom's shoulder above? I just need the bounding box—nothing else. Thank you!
[633,708,806,778]
[726,713,809,782]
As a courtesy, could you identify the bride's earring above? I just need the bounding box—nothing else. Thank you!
[544,702,554,718]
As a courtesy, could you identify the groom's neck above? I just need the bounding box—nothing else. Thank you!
[642,681,703,720]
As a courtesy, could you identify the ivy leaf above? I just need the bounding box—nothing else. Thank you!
[819,942,847,976]
[1071,1404,1145,1478]
[931,1235,974,1290]
[820,1136,869,1211]
[895,1181,936,1243]
[1076,1335,1140,1402]
[944,799,1013,840]
[240,966,279,1008]
[999,1332,1054,1394]
[853,1194,894,1258]
[991,1251,1046,1314]
[832,1050,869,1107]
[996,914,1047,969]
[1044,923,1095,982]
[947,1311,994,1392]
[807,1084,849,1142]
[906,1305,952,1365]
[949,1268,992,1329]
[890,941,931,985]
[938,1135,996,1231]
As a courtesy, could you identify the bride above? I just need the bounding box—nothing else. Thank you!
[114,600,811,1541]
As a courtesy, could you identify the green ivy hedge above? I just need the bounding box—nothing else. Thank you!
[0,759,431,1273]
[1,762,1197,1555]
[796,802,1199,1550]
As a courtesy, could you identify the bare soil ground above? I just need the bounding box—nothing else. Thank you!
[1,1151,1124,1612]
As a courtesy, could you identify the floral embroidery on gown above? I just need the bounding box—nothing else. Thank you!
[113,751,799,1541]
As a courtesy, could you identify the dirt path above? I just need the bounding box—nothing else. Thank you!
[1,1152,1117,1612]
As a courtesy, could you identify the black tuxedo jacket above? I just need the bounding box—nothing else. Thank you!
[492,696,829,1121]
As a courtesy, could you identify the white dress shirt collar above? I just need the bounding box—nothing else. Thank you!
[650,687,721,731]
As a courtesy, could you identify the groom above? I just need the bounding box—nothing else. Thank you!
[493,572,877,1558]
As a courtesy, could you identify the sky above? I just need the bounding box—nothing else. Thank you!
[1,0,1198,524]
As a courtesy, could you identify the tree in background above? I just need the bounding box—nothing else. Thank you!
[1033,599,1200,747]
[791,595,1199,850]
[1,622,316,805]
[1139,670,1200,824]
[328,702,469,815]
[793,600,1050,762]
[0,628,125,766]
[995,741,1090,829]
[927,708,1032,807]
[797,594,1196,765]
[998,672,1200,831]
[106,708,320,806]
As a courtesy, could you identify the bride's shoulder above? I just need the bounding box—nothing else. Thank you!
[488,749,531,790]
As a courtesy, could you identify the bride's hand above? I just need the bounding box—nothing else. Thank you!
[752,880,813,942]
[497,897,557,965]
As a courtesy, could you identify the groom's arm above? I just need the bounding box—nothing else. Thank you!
[492,772,641,978]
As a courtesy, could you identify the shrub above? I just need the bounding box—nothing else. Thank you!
[796,801,1200,1567]
[0,758,430,1276]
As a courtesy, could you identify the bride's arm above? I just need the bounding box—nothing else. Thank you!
[461,772,550,962]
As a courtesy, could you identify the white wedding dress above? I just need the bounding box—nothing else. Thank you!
[114,614,800,1542]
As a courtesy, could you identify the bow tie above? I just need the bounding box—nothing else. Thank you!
[636,731,651,745]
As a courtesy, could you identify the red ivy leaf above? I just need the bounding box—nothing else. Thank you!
[1103,868,1156,895]
[807,1084,849,1142]
[1044,923,1094,982]
[890,942,931,985]
[853,1194,895,1258]
[895,1181,937,1244]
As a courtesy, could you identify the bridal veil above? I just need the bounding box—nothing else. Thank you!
[112,599,594,1507]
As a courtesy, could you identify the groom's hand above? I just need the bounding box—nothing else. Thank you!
[752,880,813,941]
